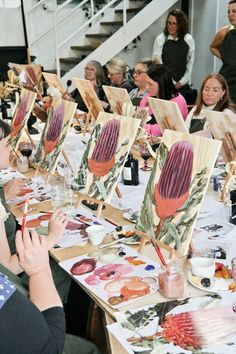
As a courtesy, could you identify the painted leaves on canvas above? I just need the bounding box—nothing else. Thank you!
[11,88,37,150]
[73,112,140,202]
[136,130,221,255]
[33,98,77,174]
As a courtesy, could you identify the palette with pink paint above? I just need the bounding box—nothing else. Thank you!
[59,244,160,308]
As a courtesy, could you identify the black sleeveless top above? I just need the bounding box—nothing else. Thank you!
[219,28,236,83]
[162,38,189,82]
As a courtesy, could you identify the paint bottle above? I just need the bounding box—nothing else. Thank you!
[158,261,184,299]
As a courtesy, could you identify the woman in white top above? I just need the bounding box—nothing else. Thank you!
[186,73,236,134]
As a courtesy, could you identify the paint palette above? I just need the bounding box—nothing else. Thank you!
[112,225,141,245]
[59,244,160,308]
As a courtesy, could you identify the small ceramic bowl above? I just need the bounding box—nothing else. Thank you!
[190,257,215,278]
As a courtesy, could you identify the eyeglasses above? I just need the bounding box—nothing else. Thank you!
[84,67,95,71]
[167,21,177,26]
[133,70,147,76]
[108,72,120,77]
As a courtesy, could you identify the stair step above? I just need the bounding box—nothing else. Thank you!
[46,69,67,76]
[85,33,111,39]
[71,45,96,51]
[100,20,123,26]
[115,7,143,14]
[59,57,80,64]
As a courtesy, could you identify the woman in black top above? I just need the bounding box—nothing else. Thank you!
[210,0,236,103]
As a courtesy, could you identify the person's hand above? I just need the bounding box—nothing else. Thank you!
[47,209,68,247]
[3,178,26,200]
[175,82,182,90]
[15,228,49,276]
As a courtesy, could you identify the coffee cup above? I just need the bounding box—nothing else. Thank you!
[86,225,106,246]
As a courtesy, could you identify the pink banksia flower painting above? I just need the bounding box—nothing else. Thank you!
[25,65,37,87]
[154,141,193,227]
[44,103,65,154]
[88,119,120,177]
[11,93,29,137]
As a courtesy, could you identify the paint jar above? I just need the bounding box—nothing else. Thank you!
[231,257,236,282]
[16,156,29,173]
[158,261,184,299]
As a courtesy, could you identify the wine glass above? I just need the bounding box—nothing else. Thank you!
[51,177,66,210]
[139,144,152,171]
[19,141,33,159]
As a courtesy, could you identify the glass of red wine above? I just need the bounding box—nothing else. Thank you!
[139,144,152,171]
[19,142,33,159]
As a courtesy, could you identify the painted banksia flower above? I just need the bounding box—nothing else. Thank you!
[44,103,65,154]
[88,119,120,177]
[25,65,37,87]
[154,141,193,221]
[11,93,29,136]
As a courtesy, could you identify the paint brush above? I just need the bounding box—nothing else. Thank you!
[21,198,30,233]
[151,239,168,268]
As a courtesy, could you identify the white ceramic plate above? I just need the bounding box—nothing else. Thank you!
[188,271,232,293]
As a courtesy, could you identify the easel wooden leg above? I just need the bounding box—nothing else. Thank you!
[62,149,74,173]
[115,186,122,198]
[83,112,90,136]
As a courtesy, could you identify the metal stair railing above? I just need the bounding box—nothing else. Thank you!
[54,0,125,77]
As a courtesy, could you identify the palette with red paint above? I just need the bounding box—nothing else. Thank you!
[59,244,160,308]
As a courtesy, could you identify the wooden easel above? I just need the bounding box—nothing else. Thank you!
[222,131,236,162]
[83,94,99,135]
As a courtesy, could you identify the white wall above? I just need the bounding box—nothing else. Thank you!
[0,6,25,46]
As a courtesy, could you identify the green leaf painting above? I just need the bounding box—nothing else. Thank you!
[136,130,221,255]
[72,112,140,202]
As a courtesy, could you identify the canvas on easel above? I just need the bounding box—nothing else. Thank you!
[136,129,221,255]
[148,97,188,134]
[42,72,65,96]
[10,88,37,150]
[73,78,104,120]
[8,62,44,95]
[205,110,236,162]
[33,98,77,176]
[72,112,140,204]
[102,85,133,115]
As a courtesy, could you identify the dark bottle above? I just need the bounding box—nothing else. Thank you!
[122,154,139,186]
[1,100,10,120]
[230,190,236,225]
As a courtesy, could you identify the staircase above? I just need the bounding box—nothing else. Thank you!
[25,0,178,84]
[60,0,178,85]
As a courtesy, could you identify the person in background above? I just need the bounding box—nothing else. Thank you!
[185,73,236,134]
[210,0,236,103]
[71,60,107,111]
[106,57,134,93]
[152,9,196,104]
[140,63,188,136]
[0,120,71,303]
[129,58,153,106]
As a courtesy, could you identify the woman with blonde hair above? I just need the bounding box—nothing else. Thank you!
[106,57,134,92]
[186,73,236,133]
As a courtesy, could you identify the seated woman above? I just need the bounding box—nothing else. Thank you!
[0,120,71,303]
[186,73,236,134]
[129,58,153,106]
[106,57,134,93]
[0,222,101,354]
[140,63,188,136]
[71,60,107,112]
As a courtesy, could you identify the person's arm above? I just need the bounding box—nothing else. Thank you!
[210,26,228,59]
[178,34,195,87]
[0,203,23,274]
[152,33,164,63]
[15,228,62,311]
[3,178,26,200]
